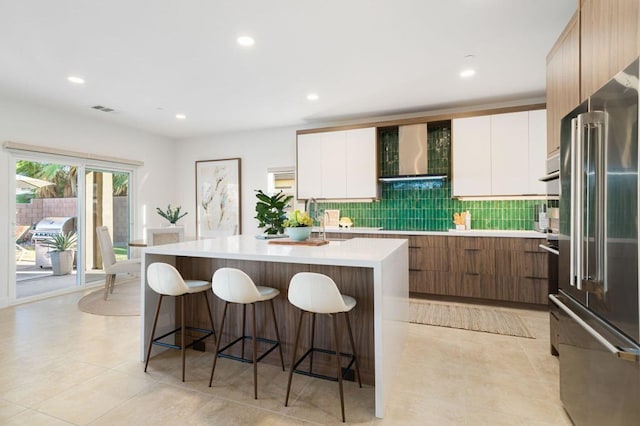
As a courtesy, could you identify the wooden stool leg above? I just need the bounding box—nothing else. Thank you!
[285,310,305,407]
[203,291,216,343]
[110,274,116,293]
[209,301,229,387]
[344,311,362,387]
[144,294,163,372]
[269,299,285,370]
[181,294,186,382]
[252,303,258,399]
[332,314,346,423]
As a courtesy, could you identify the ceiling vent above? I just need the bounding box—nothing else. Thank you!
[91,105,115,113]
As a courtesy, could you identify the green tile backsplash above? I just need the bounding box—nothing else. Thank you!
[319,122,544,231]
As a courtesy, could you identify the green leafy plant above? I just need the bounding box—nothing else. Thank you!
[156,204,188,224]
[283,209,313,228]
[39,231,77,252]
[255,190,293,234]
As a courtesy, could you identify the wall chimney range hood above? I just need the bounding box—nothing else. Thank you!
[378,123,448,182]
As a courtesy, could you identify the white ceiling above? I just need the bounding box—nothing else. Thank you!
[0,0,576,140]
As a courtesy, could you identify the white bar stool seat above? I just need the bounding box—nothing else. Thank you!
[209,267,285,399]
[144,262,216,382]
[284,272,362,423]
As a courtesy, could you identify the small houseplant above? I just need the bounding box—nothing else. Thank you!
[156,204,188,225]
[254,189,293,235]
[40,231,77,276]
[283,209,314,241]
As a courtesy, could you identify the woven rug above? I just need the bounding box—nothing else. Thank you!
[77,279,140,316]
[409,299,534,338]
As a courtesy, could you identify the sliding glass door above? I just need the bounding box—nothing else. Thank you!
[83,168,132,282]
[12,154,134,302]
[14,158,80,299]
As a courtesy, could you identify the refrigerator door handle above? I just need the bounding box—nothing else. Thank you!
[550,295,639,362]
[573,111,607,295]
[570,117,580,288]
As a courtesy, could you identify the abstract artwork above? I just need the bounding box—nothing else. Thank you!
[195,158,241,238]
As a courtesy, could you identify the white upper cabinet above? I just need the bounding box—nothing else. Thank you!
[452,109,547,197]
[527,109,547,194]
[320,131,347,199]
[296,132,323,199]
[491,111,529,195]
[297,127,377,200]
[452,116,492,196]
[345,127,377,198]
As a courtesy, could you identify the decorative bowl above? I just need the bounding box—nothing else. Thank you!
[285,227,312,242]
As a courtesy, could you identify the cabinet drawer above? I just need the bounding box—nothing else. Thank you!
[409,246,448,272]
[450,272,495,299]
[411,270,450,295]
[495,276,548,305]
[493,237,544,252]
[449,236,496,250]
[449,248,495,275]
[495,250,548,278]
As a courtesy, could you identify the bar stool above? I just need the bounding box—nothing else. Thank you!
[144,262,216,382]
[285,272,362,423]
[209,267,285,399]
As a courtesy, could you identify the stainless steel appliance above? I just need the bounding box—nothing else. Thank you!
[32,216,76,268]
[378,122,449,181]
[551,58,640,425]
[539,152,560,198]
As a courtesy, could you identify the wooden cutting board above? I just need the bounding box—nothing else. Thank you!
[268,238,330,246]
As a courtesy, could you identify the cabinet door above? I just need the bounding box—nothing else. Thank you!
[345,127,377,198]
[320,131,347,199]
[452,116,491,196]
[546,12,580,155]
[297,133,323,199]
[581,0,639,100]
[490,111,529,195]
[528,109,547,195]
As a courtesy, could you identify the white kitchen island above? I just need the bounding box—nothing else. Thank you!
[141,235,409,418]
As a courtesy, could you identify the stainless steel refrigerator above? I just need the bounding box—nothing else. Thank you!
[551,58,640,425]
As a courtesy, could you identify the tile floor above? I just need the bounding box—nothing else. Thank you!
[0,287,572,425]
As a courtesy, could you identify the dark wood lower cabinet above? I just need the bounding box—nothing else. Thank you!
[318,232,549,305]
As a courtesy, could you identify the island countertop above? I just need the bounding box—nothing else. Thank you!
[141,234,409,418]
[143,234,407,267]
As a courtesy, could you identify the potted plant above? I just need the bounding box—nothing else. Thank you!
[40,231,77,276]
[156,204,188,226]
[254,189,293,235]
[283,209,314,241]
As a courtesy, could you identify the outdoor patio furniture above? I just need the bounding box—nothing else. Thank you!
[15,225,31,262]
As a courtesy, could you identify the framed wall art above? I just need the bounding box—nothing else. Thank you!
[195,158,241,238]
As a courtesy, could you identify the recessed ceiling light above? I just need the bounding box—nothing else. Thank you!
[459,69,476,78]
[306,93,319,101]
[176,113,186,120]
[67,76,85,85]
[237,36,255,47]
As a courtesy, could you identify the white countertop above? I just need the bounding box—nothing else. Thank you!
[144,234,408,267]
[314,227,545,239]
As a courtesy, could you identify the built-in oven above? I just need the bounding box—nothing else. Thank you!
[539,152,560,198]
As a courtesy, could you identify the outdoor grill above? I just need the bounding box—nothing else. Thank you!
[32,217,77,268]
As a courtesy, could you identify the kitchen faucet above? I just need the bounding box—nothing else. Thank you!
[307,197,325,240]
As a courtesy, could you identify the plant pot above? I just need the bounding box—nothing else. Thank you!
[285,227,312,242]
[50,250,74,276]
